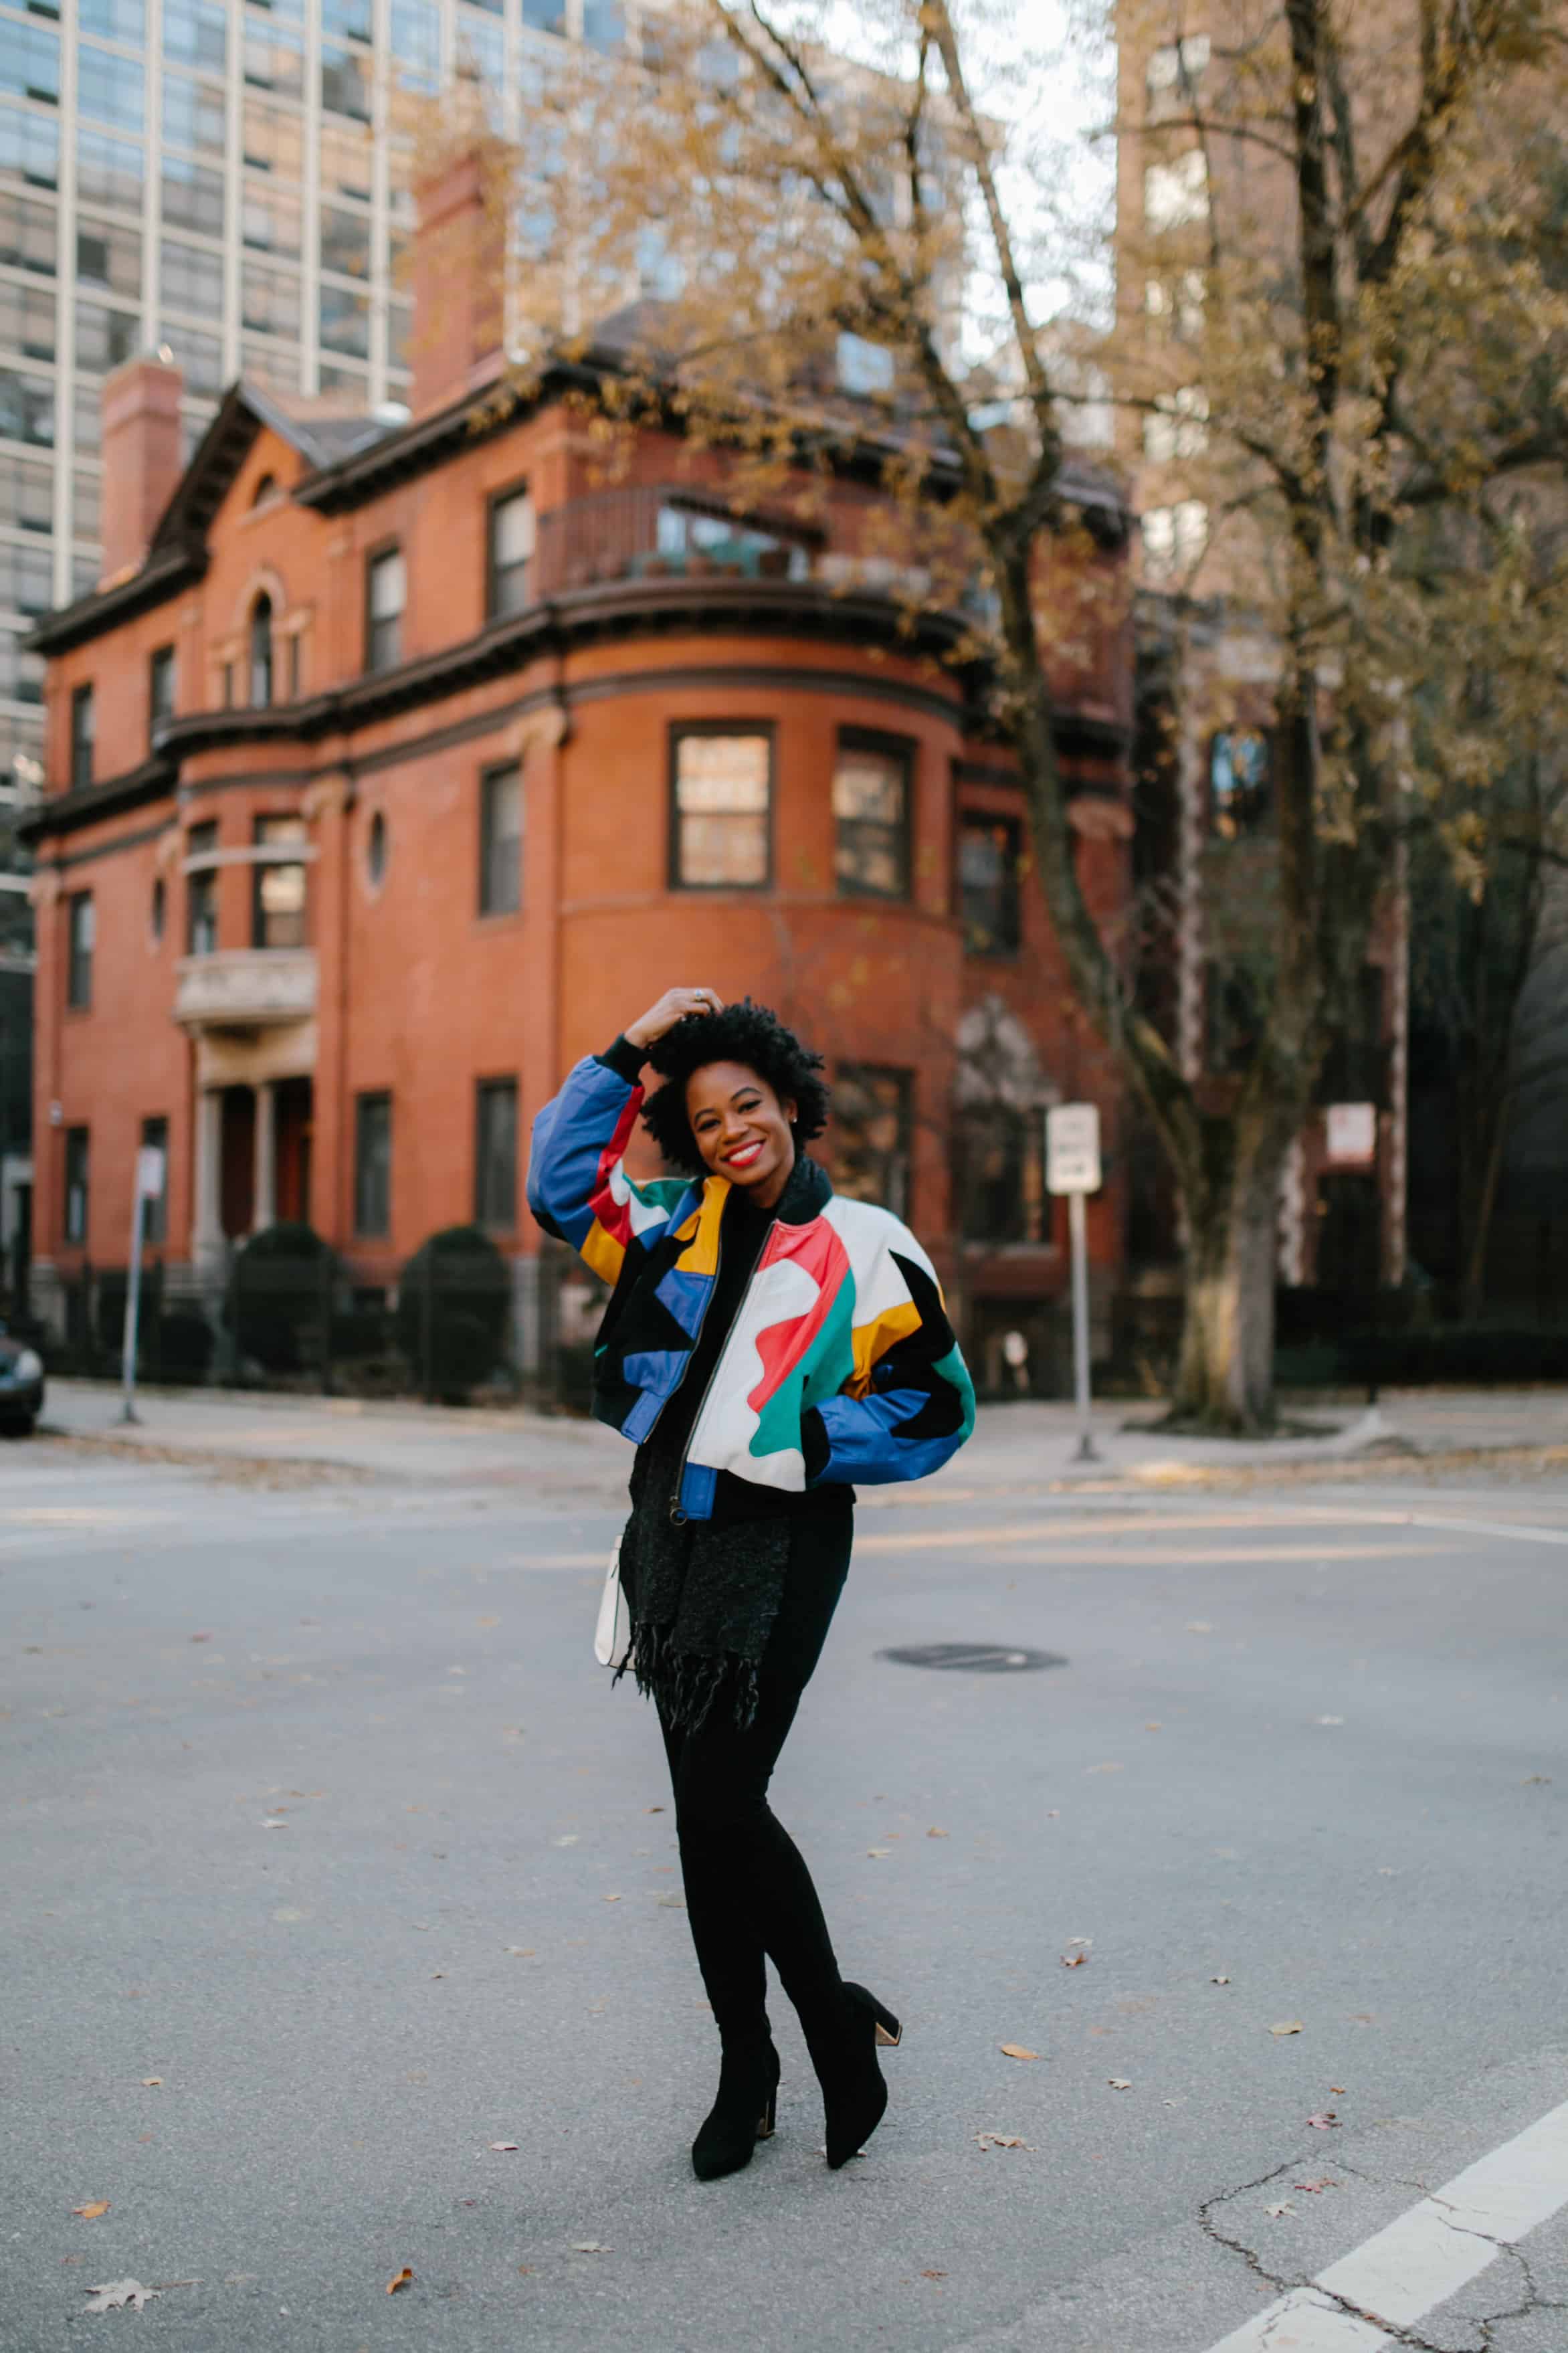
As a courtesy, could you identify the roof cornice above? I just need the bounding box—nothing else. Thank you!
[21,578,979,843]
[22,543,207,658]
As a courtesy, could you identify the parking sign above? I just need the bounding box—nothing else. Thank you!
[1046,1103,1102,1195]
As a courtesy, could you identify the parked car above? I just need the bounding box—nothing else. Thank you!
[0,1326,44,1434]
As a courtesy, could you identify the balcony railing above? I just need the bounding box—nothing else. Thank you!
[527,484,819,598]
[175,948,318,1029]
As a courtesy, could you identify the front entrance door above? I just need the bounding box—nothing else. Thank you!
[274,1076,313,1225]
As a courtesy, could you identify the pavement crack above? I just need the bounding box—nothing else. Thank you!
[1197,2166,1482,2353]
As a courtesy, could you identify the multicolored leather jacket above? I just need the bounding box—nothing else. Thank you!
[526,1040,976,1521]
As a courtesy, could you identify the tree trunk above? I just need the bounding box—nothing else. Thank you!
[1167,1121,1291,1432]
[1458,1085,1510,1325]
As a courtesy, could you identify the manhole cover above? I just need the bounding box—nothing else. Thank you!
[876,1643,1067,1674]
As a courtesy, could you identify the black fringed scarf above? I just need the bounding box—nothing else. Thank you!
[613,1507,793,1732]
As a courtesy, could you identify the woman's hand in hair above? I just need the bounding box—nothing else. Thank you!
[625,987,724,1052]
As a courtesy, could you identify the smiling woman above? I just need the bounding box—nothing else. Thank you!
[526,985,975,2188]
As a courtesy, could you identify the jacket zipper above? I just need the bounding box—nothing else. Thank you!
[666,1204,771,1525]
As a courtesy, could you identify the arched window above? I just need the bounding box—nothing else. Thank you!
[250,592,274,708]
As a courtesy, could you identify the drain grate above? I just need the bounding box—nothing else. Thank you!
[876,1642,1067,1674]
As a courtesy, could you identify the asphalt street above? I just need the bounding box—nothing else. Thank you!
[4,1420,1568,2352]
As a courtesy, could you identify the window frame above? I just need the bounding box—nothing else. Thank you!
[353,1089,391,1238]
[953,1099,1054,1246]
[667,721,775,893]
[185,818,219,955]
[251,813,308,949]
[829,1062,914,1221]
[486,478,534,620]
[70,681,94,789]
[148,642,175,741]
[139,1113,169,1245]
[63,1124,90,1246]
[66,889,94,1009]
[249,590,274,707]
[832,726,914,902]
[473,1075,520,1233]
[477,761,523,918]
[363,539,404,672]
[956,810,1023,957]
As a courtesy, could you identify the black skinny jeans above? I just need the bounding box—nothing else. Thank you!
[631,1507,853,2047]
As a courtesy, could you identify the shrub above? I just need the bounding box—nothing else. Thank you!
[395,1226,512,1400]
[226,1222,340,1374]
[155,1309,215,1382]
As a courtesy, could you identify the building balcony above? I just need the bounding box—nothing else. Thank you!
[175,948,318,1030]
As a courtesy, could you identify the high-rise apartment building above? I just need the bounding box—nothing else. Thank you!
[0,0,626,813]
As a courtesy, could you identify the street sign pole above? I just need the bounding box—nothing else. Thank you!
[1068,1187,1096,1463]
[1046,1104,1102,1465]
[118,1147,165,1428]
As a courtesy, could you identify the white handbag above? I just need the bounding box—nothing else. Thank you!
[594,1540,633,1669]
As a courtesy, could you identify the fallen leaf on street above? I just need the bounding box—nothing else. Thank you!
[571,2242,612,2253]
[1264,2202,1294,2219]
[920,2269,947,2279]
[603,1894,621,1903]
[926,1826,949,1838]
[646,1806,664,1813]
[552,1836,579,1847]
[1294,2177,1337,2192]
[1523,1774,1552,1785]
[999,2044,1040,2061]
[1305,2111,1340,2130]
[504,1947,534,1957]
[71,2202,110,2219]
[975,2134,1033,2150]
[1107,2078,1133,2091]
[83,2281,155,2312]
[866,1847,892,1858]
[1270,2022,1304,2037]
[260,1818,288,1830]
[387,2266,414,2294]
[140,2078,162,2088]
[1211,1975,1232,1985]
[1145,1721,1162,1730]
[1185,1621,1214,1633]
[1061,1951,1088,1968]
[490,2141,519,2152]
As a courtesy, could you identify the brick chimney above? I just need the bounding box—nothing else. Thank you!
[410,145,506,419]
[100,351,184,588]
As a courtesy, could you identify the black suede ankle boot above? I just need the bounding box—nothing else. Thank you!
[801,1982,902,2170]
[690,2038,781,2182]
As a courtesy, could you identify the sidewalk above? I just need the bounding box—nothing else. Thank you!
[31,1376,1568,1489]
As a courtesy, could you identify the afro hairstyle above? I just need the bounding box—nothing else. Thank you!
[638,997,830,1175]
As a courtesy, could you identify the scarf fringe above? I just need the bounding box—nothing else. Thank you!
[622,1614,761,1733]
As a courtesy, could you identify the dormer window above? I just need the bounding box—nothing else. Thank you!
[252,471,278,506]
[250,591,274,707]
